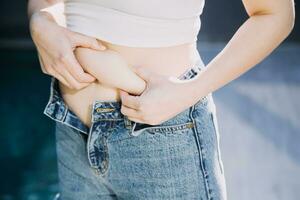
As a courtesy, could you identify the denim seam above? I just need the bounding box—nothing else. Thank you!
[210,112,224,175]
[190,104,212,200]
[87,123,97,171]
[146,121,194,133]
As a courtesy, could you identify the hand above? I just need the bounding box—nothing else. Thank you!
[120,66,200,125]
[29,11,107,90]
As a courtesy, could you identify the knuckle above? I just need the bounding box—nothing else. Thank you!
[71,70,86,83]
[57,54,64,62]
[71,82,82,90]
[71,84,80,90]
[57,53,69,63]
[75,84,84,90]
[71,83,81,90]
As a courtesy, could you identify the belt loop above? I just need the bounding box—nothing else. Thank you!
[130,122,143,137]
[123,115,132,130]
[189,103,196,122]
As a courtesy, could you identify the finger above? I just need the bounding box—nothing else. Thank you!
[121,105,141,119]
[70,32,106,50]
[53,68,72,88]
[36,49,72,88]
[55,63,91,90]
[62,69,91,89]
[131,66,154,82]
[42,62,72,88]
[120,90,141,109]
[62,52,96,83]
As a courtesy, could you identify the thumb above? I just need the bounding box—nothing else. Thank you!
[70,31,106,50]
[131,66,157,83]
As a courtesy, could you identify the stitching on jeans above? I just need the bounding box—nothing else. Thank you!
[190,105,212,200]
[210,112,224,175]
[130,121,195,137]
[146,121,194,133]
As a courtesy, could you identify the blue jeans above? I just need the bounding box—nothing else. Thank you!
[44,58,227,200]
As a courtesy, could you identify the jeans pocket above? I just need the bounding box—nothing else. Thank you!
[145,121,195,135]
[130,121,195,137]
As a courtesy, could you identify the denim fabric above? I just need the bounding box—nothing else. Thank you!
[43,58,227,200]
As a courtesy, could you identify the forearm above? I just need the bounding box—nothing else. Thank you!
[190,11,294,100]
[74,48,147,95]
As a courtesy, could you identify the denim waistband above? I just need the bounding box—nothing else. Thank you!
[43,58,207,135]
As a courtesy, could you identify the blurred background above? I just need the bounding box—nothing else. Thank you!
[0,0,299,200]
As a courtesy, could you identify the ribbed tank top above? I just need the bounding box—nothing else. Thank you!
[64,0,205,47]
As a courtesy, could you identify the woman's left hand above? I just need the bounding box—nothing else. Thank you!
[120,66,200,125]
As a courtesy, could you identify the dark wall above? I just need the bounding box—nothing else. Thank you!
[0,1,30,39]
[0,0,299,44]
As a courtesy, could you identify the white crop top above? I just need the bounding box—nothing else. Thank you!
[64,0,205,47]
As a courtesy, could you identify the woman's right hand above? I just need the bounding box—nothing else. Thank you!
[29,11,107,90]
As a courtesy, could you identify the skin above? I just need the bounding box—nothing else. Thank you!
[28,0,295,127]
[120,0,295,125]
[28,0,201,127]
[73,47,146,95]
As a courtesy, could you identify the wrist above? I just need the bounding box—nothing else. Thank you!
[29,11,56,35]
[179,76,206,104]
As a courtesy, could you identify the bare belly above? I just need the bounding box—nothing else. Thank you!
[59,39,200,127]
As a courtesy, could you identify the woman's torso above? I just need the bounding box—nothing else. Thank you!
[58,0,205,127]
[59,41,201,127]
